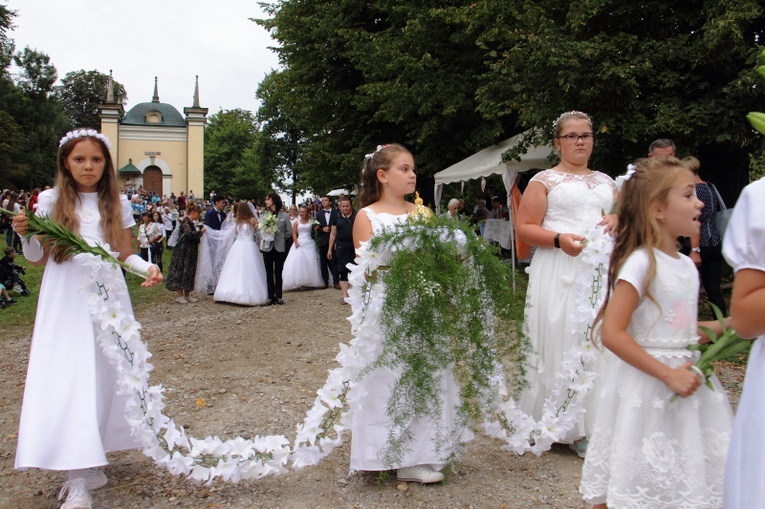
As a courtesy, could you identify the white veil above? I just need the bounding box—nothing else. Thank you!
[194,218,236,294]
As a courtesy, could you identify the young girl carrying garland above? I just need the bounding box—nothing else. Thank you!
[579,157,733,509]
[12,129,162,509]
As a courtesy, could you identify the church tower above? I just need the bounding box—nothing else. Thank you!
[184,76,208,198]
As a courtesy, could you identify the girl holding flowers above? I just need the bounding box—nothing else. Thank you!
[722,176,765,509]
[11,129,162,509]
[579,157,733,509]
[349,143,471,484]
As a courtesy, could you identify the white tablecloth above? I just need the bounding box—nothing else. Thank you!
[483,219,513,250]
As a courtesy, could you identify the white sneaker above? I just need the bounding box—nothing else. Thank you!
[83,468,107,490]
[12,284,22,293]
[58,478,92,509]
[175,296,188,304]
[186,296,198,303]
[396,465,444,484]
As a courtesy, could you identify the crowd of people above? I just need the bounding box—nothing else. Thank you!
[3,120,764,509]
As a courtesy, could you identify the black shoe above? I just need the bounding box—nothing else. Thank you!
[265,300,274,306]
[275,298,285,305]
[6,298,17,304]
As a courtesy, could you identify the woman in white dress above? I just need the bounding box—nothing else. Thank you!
[282,205,324,291]
[214,202,270,306]
[349,143,470,484]
[12,130,162,508]
[722,177,765,509]
[516,111,617,457]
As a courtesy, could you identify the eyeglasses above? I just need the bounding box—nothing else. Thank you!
[556,133,595,143]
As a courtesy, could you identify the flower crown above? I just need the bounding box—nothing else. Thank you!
[552,111,592,134]
[59,129,112,150]
[365,144,391,160]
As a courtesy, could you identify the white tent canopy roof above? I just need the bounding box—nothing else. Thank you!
[433,132,553,185]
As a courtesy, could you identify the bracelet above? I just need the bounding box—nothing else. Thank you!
[554,233,561,249]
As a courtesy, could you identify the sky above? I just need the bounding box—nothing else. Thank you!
[8,0,281,115]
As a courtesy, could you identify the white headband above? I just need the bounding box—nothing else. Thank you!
[59,129,112,150]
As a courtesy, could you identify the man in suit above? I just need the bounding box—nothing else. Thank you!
[316,195,340,289]
[260,193,293,305]
[204,195,227,230]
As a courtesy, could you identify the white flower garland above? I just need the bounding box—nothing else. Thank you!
[482,225,613,455]
[59,129,112,149]
[77,224,610,482]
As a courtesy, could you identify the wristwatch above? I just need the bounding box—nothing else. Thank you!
[691,247,701,253]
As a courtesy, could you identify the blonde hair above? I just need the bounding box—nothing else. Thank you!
[681,156,701,175]
[235,201,254,224]
[358,143,412,207]
[552,111,593,138]
[592,156,690,340]
[52,134,122,263]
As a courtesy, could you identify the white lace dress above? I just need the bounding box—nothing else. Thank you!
[348,208,473,472]
[580,247,733,508]
[15,190,140,470]
[722,177,765,509]
[282,220,323,291]
[518,169,615,441]
[213,223,270,306]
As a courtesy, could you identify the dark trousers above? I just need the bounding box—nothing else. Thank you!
[700,244,727,315]
[319,242,338,285]
[263,249,287,301]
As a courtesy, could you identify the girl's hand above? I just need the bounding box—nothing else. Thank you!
[664,361,702,398]
[11,212,28,236]
[599,213,618,235]
[294,241,300,248]
[141,265,164,287]
[560,233,585,256]
[327,249,333,260]
[690,250,701,266]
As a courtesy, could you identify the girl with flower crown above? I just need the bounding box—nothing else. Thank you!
[579,157,733,509]
[11,129,163,509]
[516,111,618,457]
[349,143,472,484]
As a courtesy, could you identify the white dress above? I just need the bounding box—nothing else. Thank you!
[213,223,270,306]
[15,189,140,470]
[282,220,323,291]
[722,177,765,509]
[349,208,473,472]
[580,247,733,508]
[518,169,615,440]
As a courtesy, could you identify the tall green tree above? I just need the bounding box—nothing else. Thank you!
[204,108,272,199]
[10,47,71,189]
[256,0,764,204]
[471,0,764,199]
[55,70,128,129]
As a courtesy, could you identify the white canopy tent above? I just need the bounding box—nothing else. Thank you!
[433,132,553,288]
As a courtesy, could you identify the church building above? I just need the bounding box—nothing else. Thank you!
[98,74,208,197]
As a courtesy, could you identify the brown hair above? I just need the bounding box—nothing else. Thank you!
[552,111,593,138]
[52,134,123,263]
[358,143,412,207]
[235,201,254,224]
[592,157,689,342]
[186,200,201,214]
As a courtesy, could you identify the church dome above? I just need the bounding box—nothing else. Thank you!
[122,101,185,126]
[121,77,186,127]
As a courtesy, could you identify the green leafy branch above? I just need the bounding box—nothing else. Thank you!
[0,207,150,279]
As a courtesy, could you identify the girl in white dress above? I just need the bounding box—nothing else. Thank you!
[516,111,618,456]
[214,202,270,306]
[12,130,163,509]
[282,205,324,291]
[350,143,470,484]
[579,157,733,509]
[722,177,765,509]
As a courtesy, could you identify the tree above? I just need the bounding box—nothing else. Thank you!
[471,0,764,200]
[204,109,273,199]
[9,47,70,188]
[256,0,764,205]
[55,70,128,129]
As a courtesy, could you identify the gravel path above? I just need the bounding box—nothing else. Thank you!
[0,286,743,509]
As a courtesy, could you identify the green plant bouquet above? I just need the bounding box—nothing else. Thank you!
[352,211,528,466]
[0,207,150,278]
[671,304,750,402]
